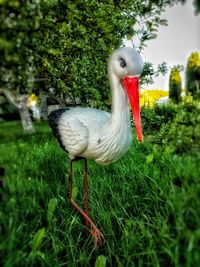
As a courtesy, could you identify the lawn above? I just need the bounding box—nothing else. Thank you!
[0,105,200,267]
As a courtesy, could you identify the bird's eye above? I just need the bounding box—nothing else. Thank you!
[119,57,126,68]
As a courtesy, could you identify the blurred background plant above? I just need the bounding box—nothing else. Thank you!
[0,0,185,132]
[169,66,182,103]
[185,52,200,99]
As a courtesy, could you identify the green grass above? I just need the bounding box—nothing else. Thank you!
[0,116,200,267]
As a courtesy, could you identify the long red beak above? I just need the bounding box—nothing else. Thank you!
[122,76,143,142]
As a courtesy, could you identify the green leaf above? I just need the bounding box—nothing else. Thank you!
[0,38,13,50]
[47,198,58,222]
[94,255,106,267]
[0,0,6,4]
[146,153,154,164]
[30,228,45,252]
[72,186,78,200]
[29,251,45,261]
[47,48,60,56]
[35,16,40,30]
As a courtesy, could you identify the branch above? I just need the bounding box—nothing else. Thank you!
[2,89,19,108]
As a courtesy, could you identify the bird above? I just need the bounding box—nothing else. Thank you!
[48,47,144,246]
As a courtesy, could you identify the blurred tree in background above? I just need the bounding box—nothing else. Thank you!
[185,52,200,99]
[193,0,200,14]
[169,66,182,103]
[0,0,184,108]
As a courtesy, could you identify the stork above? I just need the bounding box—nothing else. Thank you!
[48,47,144,246]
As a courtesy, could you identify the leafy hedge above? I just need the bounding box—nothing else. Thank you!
[141,103,177,135]
[142,100,200,154]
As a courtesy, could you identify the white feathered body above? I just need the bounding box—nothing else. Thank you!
[57,105,132,165]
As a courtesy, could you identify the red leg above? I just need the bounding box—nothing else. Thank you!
[69,159,105,247]
[84,159,89,230]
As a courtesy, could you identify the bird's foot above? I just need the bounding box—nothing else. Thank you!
[91,226,105,248]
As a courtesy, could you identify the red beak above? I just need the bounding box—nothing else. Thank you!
[122,76,143,142]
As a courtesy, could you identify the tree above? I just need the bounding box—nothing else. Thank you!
[185,52,200,99]
[2,90,35,133]
[193,0,200,15]
[31,0,176,108]
[0,0,39,132]
[0,0,185,131]
[169,66,182,103]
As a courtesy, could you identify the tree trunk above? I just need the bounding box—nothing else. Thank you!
[40,94,48,120]
[18,97,35,133]
[3,90,35,134]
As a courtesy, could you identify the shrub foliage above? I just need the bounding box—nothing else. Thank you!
[169,66,182,103]
[185,52,200,99]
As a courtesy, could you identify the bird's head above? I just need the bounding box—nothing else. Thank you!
[109,47,144,142]
[109,47,143,79]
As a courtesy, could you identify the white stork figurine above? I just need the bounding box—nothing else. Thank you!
[48,47,144,246]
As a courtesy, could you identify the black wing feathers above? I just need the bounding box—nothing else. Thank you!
[48,109,69,152]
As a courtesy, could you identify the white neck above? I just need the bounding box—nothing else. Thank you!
[91,66,132,165]
[108,67,130,127]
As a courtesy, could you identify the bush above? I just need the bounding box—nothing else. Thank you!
[169,67,182,103]
[185,52,200,99]
[154,100,200,154]
[141,103,177,136]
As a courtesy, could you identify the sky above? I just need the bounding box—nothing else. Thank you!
[127,0,200,90]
